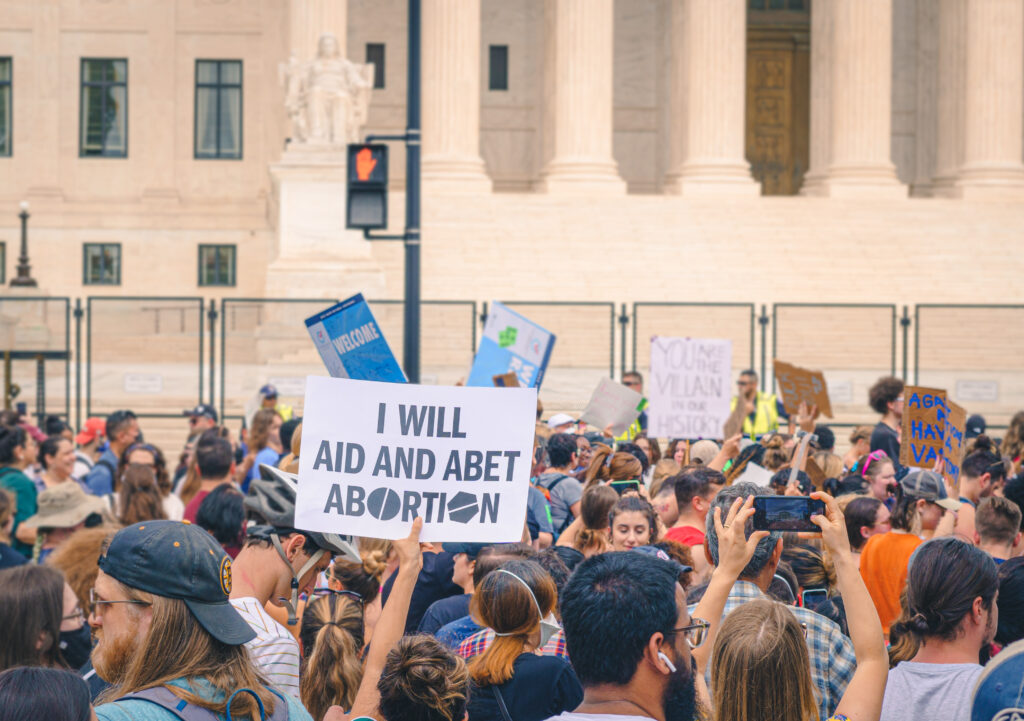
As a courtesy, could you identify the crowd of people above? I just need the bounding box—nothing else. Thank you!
[3,373,1024,721]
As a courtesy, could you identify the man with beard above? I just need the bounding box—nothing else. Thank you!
[548,497,768,721]
[89,520,314,720]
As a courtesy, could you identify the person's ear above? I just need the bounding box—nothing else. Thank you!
[645,632,673,675]
[972,596,986,626]
[980,473,991,489]
[1014,532,1023,550]
[861,526,872,541]
[768,538,783,570]
[284,533,306,560]
[704,537,714,566]
[973,531,982,546]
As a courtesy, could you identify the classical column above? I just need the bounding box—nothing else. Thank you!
[931,0,966,196]
[664,0,758,196]
[800,0,834,195]
[421,0,492,192]
[818,0,906,198]
[290,0,347,62]
[955,0,1024,198]
[538,0,625,195]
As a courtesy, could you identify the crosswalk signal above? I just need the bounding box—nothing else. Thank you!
[347,144,389,230]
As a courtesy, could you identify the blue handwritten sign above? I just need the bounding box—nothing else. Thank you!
[901,387,948,469]
[941,400,967,494]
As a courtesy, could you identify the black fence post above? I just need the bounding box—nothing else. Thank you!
[618,303,629,378]
[208,300,218,408]
[900,305,911,382]
[480,301,489,329]
[758,305,770,392]
[74,299,83,429]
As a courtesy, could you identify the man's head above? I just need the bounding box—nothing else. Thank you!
[868,376,904,419]
[546,433,578,470]
[546,414,575,434]
[812,425,835,453]
[105,410,139,452]
[183,404,218,436]
[705,482,782,583]
[472,543,536,589]
[653,476,680,527]
[441,542,491,593]
[194,433,234,481]
[975,497,1023,557]
[74,417,105,450]
[622,371,643,394]
[962,436,1007,497]
[259,384,279,409]
[673,468,725,524]
[737,370,758,399]
[560,551,698,721]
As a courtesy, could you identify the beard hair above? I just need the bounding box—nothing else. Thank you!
[663,655,699,721]
[91,626,138,684]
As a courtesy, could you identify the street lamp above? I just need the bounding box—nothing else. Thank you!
[10,200,37,287]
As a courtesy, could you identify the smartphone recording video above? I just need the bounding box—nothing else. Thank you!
[752,496,826,532]
[609,480,642,496]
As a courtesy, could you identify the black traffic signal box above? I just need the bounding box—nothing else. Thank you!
[346,144,388,230]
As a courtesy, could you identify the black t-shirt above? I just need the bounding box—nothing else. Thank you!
[0,542,26,570]
[381,551,463,634]
[418,593,472,635]
[467,653,583,721]
[871,423,900,461]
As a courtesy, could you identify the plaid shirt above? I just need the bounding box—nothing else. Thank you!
[457,627,569,661]
[690,580,855,721]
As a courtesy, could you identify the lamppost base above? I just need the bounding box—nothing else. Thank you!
[9,276,38,288]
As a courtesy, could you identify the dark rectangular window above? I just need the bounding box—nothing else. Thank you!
[80,59,127,157]
[195,60,243,159]
[366,44,385,89]
[83,243,121,285]
[198,244,236,286]
[489,45,509,91]
[0,58,10,157]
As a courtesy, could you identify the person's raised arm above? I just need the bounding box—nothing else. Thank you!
[811,491,888,721]
[326,518,424,721]
[708,435,741,472]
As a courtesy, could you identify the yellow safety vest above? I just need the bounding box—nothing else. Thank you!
[615,418,642,443]
[730,392,780,438]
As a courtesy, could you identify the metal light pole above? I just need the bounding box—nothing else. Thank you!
[404,0,421,383]
[10,201,37,287]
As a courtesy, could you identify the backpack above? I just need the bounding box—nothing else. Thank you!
[115,685,290,721]
[534,474,576,536]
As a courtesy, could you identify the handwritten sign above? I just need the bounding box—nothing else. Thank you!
[296,376,537,542]
[648,337,732,440]
[941,400,967,494]
[467,302,555,389]
[901,386,948,468]
[579,377,645,437]
[773,360,833,418]
[493,373,520,388]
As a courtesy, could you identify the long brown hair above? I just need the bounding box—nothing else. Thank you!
[249,409,280,453]
[118,464,166,526]
[299,594,364,718]
[583,444,642,490]
[97,585,278,720]
[0,565,65,671]
[468,560,556,687]
[0,487,14,543]
[116,443,172,497]
[1002,411,1024,468]
[711,598,820,721]
[575,485,618,555]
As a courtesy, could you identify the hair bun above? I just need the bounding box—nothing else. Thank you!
[974,435,994,452]
[909,612,931,635]
[361,549,387,577]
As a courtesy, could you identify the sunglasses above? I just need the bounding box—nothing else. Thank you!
[312,588,365,605]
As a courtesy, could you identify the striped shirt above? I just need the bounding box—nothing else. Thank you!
[230,597,301,699]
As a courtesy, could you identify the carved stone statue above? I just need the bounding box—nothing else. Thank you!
[281,33,374,146]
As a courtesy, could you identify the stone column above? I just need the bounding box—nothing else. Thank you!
[955,0,1024,198]
[931,0,966,195]
[421,0,492,192]
[800,0,834,195]
[664,0,758,196]
[290,0,347,62]
[818,0,906,198]
[538,0,626,195]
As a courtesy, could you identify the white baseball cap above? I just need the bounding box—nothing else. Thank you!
[547,413,575,430]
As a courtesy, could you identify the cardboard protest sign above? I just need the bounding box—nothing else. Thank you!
[941,400,967,494]
[901,387,948,469]
[492,373,519,388]
[579,377,646,437]
[305,294,407,383]
[648,337,732,439]
[467,302,555,390]
[773,360,833,418]
[295,376,537,543]
[736,463,773,488]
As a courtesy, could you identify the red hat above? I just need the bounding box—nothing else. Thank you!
[75,417,106,445]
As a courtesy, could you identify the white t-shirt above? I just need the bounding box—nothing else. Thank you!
[229,597,301,699]
[879,661,982,721]
[162,492,185,521]
[545,713,655,721]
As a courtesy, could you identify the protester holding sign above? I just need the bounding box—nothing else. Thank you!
[869,377,904,471]
[649,338,732,441]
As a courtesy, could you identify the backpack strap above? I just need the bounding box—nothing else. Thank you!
[116,685,290,721]
[491,685,514,721]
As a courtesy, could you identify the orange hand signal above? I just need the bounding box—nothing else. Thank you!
[356,147,377,181]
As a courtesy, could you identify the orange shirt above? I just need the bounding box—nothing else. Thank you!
[859,531,922,635]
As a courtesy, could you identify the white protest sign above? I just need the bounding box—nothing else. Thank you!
[648,337,732,439]
[736,462,774,488]
[579,377,645,437]
[295,376,537,543]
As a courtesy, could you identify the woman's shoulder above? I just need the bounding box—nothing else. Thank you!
[512,652,574,676]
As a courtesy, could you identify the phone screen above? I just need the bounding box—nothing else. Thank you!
[610,480,642,496]
[752,496,825,532]
[801,588,829,608]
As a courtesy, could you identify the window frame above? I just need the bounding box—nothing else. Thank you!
[82,243,122,286]
[79,58,129,158]
[197,244,237,287]
[366,44,386,90]
[193,59,244,160]
[0,57,11,157]
[488,45,509,92]
[0,242,6,284]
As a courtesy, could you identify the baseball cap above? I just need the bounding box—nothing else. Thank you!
[690,440,720,465]
[546,413,575,430]
[183,403,218,422]
[972,637,1024,721]
[631,546,692,576]
[442,542,491,560]
[75,417,106,445]
[966,414,987,439]
[98,520,256,645]
[259,384,279,398]
[900,470,961,511]
[23,483,106,529]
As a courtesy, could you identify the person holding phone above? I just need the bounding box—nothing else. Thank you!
[710,491,888,721]
[607,496,660,552]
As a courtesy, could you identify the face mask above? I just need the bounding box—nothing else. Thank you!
[493,569,561,648]
[59,625,94,671]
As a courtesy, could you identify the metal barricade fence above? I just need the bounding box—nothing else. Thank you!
[0,296,71,426]
[368,300,478,386]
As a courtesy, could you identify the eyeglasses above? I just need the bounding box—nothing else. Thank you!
[312,588,364,605]
[62,607,85,623]
[89,588,152,615]
[673,617,710,648]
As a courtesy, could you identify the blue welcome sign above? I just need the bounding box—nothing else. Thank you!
[305,294,407,383]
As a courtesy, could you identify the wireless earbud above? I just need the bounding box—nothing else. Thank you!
[657,651,677,673]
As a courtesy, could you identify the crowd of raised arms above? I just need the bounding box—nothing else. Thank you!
[4,374,1024,721]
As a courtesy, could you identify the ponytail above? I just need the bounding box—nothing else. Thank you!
[299,594,365,719]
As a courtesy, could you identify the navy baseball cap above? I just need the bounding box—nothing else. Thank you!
[183,403,218,422]
[259,384,279,398]
[632,546,692,576]
[98,520,255,645]
[442,542,491,560]
[972,637,1024,721]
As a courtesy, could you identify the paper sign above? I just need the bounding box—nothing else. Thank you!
[736,462,773,488]
[941,400,967,494]
[579,377,645,437]
[901,386,948,468]
[305,294,407,383]
[805,457,826,489]
[467,302,555,390]
[955,380,999,403]
[493,373,519,388]
[648,337,732,440]
[773,360,833,418]
[123,374,163,394]
[295,376,537,543]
